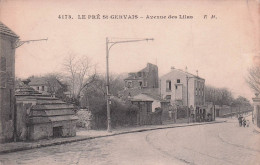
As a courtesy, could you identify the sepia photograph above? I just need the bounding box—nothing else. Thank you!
[0,0,259,164]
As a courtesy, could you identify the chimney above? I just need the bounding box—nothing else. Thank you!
[196,70,198,77]
[171,66,175,70]
[185,66,188,72]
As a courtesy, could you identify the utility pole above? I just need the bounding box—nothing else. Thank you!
[213,89,216,120]
[106,37,154,132]
[186,75,192,123]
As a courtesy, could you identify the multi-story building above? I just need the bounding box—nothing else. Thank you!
[124,63,159,89]
[0,22,19,143]
[160,67,205,110]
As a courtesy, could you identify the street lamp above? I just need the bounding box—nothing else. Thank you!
[186,75,192,123]
[106,37,154,132]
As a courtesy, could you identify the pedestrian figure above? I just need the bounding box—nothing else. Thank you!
[246,120,250,127]
[242,118,246,127]
[238,115,243,127]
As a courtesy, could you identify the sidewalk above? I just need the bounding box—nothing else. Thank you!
[218,116,260,152]
[0,119,226,154]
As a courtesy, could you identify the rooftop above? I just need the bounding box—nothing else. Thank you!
[161,67,205,80]
[125,63,157,80]
[0,22,19,38]
[28,77,48,86]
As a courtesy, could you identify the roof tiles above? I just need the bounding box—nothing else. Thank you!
[0,21,19,38]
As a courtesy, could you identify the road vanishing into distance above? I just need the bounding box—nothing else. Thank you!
[0,118,259,165]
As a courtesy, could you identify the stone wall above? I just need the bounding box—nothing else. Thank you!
[76,109,93,130]
[28,120,77,140]
[252,95,260,131]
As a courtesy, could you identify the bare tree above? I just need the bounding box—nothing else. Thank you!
[246,66,260,93]
[205,85,234,106]
[63,54,97,103]
[44,73,68,97]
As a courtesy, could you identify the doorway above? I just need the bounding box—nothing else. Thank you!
[53,126,63,137]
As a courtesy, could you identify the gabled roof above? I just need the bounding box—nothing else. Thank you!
[161,68,205,80]
[29,77,47,86]
[0,21,19,38]
[125,75,143,80]
[118,87,162,101]
[141,93,165,102]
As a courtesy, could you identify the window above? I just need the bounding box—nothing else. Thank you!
[0,72,6,88]
[177,79,180,83]
[37,86,40,90]
[127,81,132,88]
[139,81,142,87]
[9,89,12,120]
[128,81,132,88]
[0,57,7,88]
[166,80,171,91]
[138,72,142,77]
[175,85,178,89]
[0,57,6,72]
[195,89,197,96]
[166,95,171,100]
[42,86,45,91]
[143,81,147,87]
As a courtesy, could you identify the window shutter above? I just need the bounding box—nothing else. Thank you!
[0,57,6,72]
[0,72,6,88]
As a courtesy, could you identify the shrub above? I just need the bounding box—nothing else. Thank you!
[89,97,138,129]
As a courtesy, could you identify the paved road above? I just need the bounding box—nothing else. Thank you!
[0,119,259,165]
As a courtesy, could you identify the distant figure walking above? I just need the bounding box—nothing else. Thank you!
[246,120,250,127]
[238,115,243,127]
[242,118,246,127]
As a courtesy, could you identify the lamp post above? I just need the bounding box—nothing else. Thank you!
[186,75,192,123]
[106,37,154,132]
[230,102,233,118]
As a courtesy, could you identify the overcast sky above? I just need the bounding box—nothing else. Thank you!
[0,0,259,100]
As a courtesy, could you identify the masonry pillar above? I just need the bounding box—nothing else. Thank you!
[252,93,260,132]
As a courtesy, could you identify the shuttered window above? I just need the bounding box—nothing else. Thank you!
[0,57,7,88]
[0,72,6,88]
[1,57,6,72]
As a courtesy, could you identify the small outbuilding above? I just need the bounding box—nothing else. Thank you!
[130,96,163,125]
[130,98,153,125]
[15,81,78,141]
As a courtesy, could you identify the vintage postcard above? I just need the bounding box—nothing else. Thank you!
[0,0,259,164]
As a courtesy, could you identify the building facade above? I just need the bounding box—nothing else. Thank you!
[28,77,49,94]
[160,67,205,109]
[132,93,168,112]
[0,22,19,143]
[124,63,159,89]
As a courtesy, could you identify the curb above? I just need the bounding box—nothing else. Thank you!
[253,126,260,134]
[0,120,226,154]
